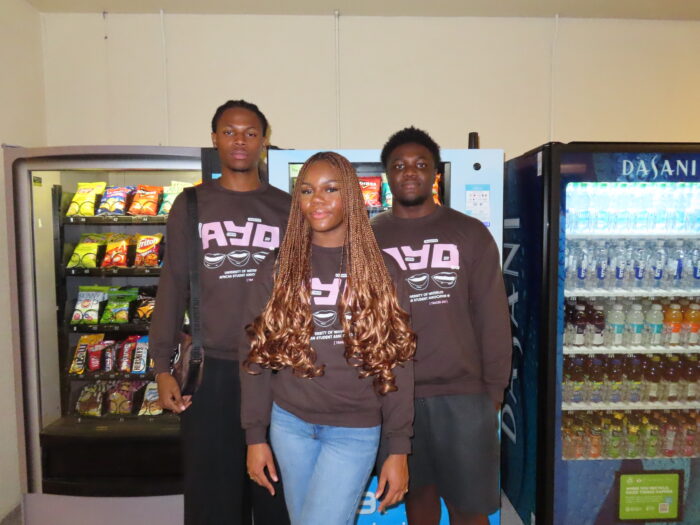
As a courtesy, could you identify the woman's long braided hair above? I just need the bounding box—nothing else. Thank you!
[244,151,415,394]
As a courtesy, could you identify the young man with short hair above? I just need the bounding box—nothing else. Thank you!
[151,100,291,525]
[371,127,512,525]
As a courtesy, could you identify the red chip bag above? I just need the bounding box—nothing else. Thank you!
[358,177,382,207]
[128,185,163,216]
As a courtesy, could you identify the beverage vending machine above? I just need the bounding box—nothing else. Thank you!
[501,142,700,525]
[267,147,504,525]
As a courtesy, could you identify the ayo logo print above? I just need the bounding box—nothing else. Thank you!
[382,241,460,292]
[310,275,347,328]
[199,218,278,271]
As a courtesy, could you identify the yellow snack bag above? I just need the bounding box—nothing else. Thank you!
[66,182,107,217]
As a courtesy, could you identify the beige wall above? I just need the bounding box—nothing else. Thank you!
[41,13,700,156]
[0,0,46,519]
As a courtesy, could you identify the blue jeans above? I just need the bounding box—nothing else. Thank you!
[270,403,381,525]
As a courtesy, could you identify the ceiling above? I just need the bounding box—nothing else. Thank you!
[24,0,700,20]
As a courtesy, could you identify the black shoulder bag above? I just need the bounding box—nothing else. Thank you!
[171,187,204,396]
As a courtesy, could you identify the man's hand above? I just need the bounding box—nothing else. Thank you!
[375,453,408,513]
[247,443,279,496]
[156,372,192,413]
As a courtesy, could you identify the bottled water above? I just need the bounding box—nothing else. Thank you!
[685,184,700,233]
[573,240,589,290]
[590,240,609,289]
[649,240,668,288]
[650,183,670,233]
[688,240,700,290]
[608,240,628,289]
[606,303,626,346]
[632,183,652,231]
[645,304,664,346]
[625,303,645,346]
[577,183,592,233]
[667,240,685,288]
[669,182,688,232]
[592,183,610,233]
[629,241,649,289]
[610,183,630,233]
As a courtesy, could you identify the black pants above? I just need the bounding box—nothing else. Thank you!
[181,357,290,525]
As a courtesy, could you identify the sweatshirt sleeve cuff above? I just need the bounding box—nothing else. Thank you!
[245,427,268,445]
[153,358,171,376]
[387,436,411,455]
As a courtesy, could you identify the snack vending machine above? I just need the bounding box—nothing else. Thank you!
[268,147,504,525]
[501,142,700,525]
[4,146,201,521]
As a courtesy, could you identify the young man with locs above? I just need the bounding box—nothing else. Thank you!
[149,100,291,525]
[371,127,512,525]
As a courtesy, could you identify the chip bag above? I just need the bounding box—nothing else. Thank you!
[76,382,108,417]
[100,288,138,324]
[128,185,163,216]
[66,182,107,217]
[67,242,101,269]
[101,234,133,268]
[70,286,109,325]
[358,177,382,208]
[97,186,134,216]
[134,233,163,267]
[138,382,163,416]
[158,181,192,216]
[107,381,143,415]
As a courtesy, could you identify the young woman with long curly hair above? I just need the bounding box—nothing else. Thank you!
[239,151,416,525]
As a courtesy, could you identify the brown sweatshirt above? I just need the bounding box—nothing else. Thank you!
[371,206,512,404]
[240,246,414,454]
[149,180,291,374]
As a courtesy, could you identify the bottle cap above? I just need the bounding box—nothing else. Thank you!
[670,304,681,310]
[632,304,642,310]
[575,304,585,311]
[651,304,662,310]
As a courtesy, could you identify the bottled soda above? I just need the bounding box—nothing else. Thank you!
[606,356,624,403]
[683,303,700,345]
[605,413,625,459]
[587,414,604,459]
[588,305,606,346]
[624,355,644,403]
[681,355,699,402]
[586,356,606,403]
[645,304,664,346]
[680,414,697,457]
[662,355,681,402]
[625,415,642,458]
[564,298,577,346]
[572,304,587,346]
[642,416,661,458]
[606,304,626,346]
[664,303,683,345]
[568,356,587,403]
[660,412,679,458]
[625,303,645,346]
[644,355,663,402]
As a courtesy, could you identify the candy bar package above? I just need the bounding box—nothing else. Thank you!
[158,181,192,216]
[358,177,382,208]
[117,336,139,373]
[131,336,149,375]
[102,341,117,373]
[69,334,104,375]
[127,185,163,216]
[70,286,109,325]
[107,381,146,415]
[101,234,133,268]
[97,186,135,216]
[87,343,104,372]
[76,382,108,417]
[134,233,162,267]
[138,382,163,416]
[99,288,138,324]
[66,182,107,217]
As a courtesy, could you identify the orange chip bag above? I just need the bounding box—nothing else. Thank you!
[134,234,163,267]
[101,234,132,268]
[128,185,163,216]
[358,177,382,208]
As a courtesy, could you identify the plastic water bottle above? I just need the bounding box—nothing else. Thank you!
[593,183,610,233]
[573,240,589,290]
[685,184,700,233]
[651,183,669,233]
[606,303,626,346]
[577,183,592,233]
[688,240,700,290]
[649,240,668,288]
[565,185,578,234]
[629,241,649,289]
[608,240,628,289]
[625,303,645,346]
[591,240,609,289]
[669,183,687,232]
[611,182,630,234]
[645,304,665,346]
[632,183,651,231]
[667,240,685,288]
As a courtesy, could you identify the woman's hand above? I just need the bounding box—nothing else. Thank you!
[375,453,409,513]
[247,443,279,496]
[156,372,192,413]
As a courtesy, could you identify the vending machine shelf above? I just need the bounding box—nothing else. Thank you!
[565,288,700,298]
[563,345,700,355]
[64,267,161,277]
[562,401,700,411]
[63,215,168,225]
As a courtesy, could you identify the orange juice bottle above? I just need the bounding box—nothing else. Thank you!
[664,303,683,345]
[683,303,700,345]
